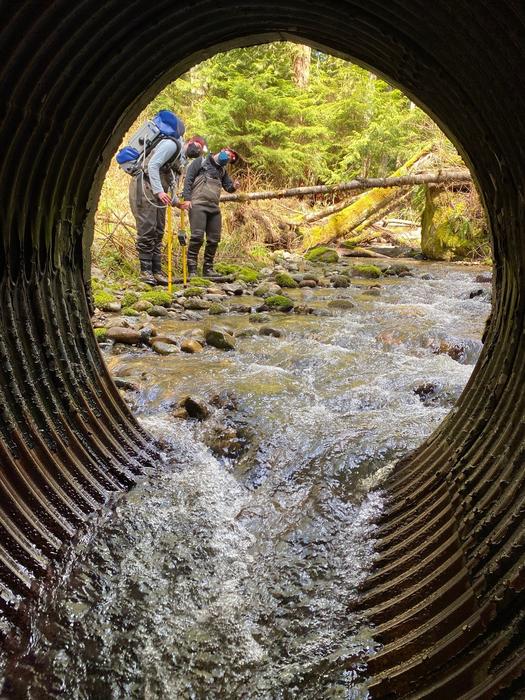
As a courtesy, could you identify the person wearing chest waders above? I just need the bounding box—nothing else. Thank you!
[129,118,202,286]
[182,147,240,277]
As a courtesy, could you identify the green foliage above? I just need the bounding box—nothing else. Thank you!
[275,272,298,288]
[265,294,294,311]
[352,263,382,278]
[140,290,173,306]
[304,247,339,263]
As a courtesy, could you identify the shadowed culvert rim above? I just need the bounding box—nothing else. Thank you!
[0,2,524,697]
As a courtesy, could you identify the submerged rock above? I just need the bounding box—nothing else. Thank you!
[327,299,355,310]
[205,328,236,350]
[180,338,204,354]
[107,327,143,345]
[259,326,283,338]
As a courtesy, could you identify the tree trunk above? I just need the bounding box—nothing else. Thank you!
[291,44,311,88]
[220,168,471,203]
[298,148,439,250]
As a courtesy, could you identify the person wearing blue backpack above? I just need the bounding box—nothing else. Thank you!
[117,111,205,286]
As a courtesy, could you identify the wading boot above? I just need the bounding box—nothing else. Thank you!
[139,259,156,286]
[202,243,219,277]
[187,234,203,277]
[153,272,170,286]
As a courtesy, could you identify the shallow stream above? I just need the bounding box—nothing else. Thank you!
[2,261,491,699]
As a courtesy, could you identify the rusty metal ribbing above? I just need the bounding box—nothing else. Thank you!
[1,1,524,696]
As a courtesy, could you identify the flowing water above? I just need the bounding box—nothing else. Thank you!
[1,261,491,699]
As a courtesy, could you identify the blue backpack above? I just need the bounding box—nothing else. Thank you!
[115,110,185,175]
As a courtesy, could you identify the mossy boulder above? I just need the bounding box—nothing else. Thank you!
[274,272,298,288]
[265,295,294,311]
[189,276,212,288]
[214,263,239,275]
[352,263,382,279]
[140,290,173,307]
[182,286,205,298]
[94,290,118,311]
[121,291,140,308]
[121,307,140,317]
[209,303,228,315]
[236,267,259,284]
[304,247,339,264]
[421,186,490,260]
[205,328,236,350]
[94,327,108,343]
[132,299,154,312]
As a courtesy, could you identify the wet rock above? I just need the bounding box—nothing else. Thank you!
[178,395,209,421]
[188,328,206,344]
[299,279,317,288]
[205,328,236,350]
[184,298,211,311]
[230,303,252,313]
[150,334,178,346]
[234,327,258,338]
[148,305,169,317]
[469,288,484,299]
[384,263,413,276]
[208,302,228,315]
[413,382,438,403]
[293,304,314,314]
[132,300,154,312]
[203,424,243,457]
[113,377,139,391]
[475,272,492,283]
[222,282,245,295]
[331,275,350,288]
[151,341,179,355]
[259,326,283,338]
[172,406,189,419]
[327,299,355,310]
[434,339,467,363]
[105,301,122,313]
[360,288,381,297]
[421,273,435,280]
[254,282,282,297]
[180,338,204,354]
[249,312,271,323]
[107,327,143,345]
[209,391,238,409]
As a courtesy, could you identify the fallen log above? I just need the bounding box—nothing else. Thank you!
[220,169,471,203]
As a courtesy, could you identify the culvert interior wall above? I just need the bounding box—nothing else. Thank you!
[1,2,524,696]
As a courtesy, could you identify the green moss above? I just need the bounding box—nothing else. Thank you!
[209,303,228,315]
[121,291,140,308]
[139,290,173,307]
[274,272,298,288]
[189,276,212,287]
[215,263,240,275]
[352,263,382,278]
[182,286,205,298]
[265,295,294,311]
[121,307,140,317]
[304,247,339,263]
[93,290,117,310]
[94,327,108,342]
[236,267,259,284]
